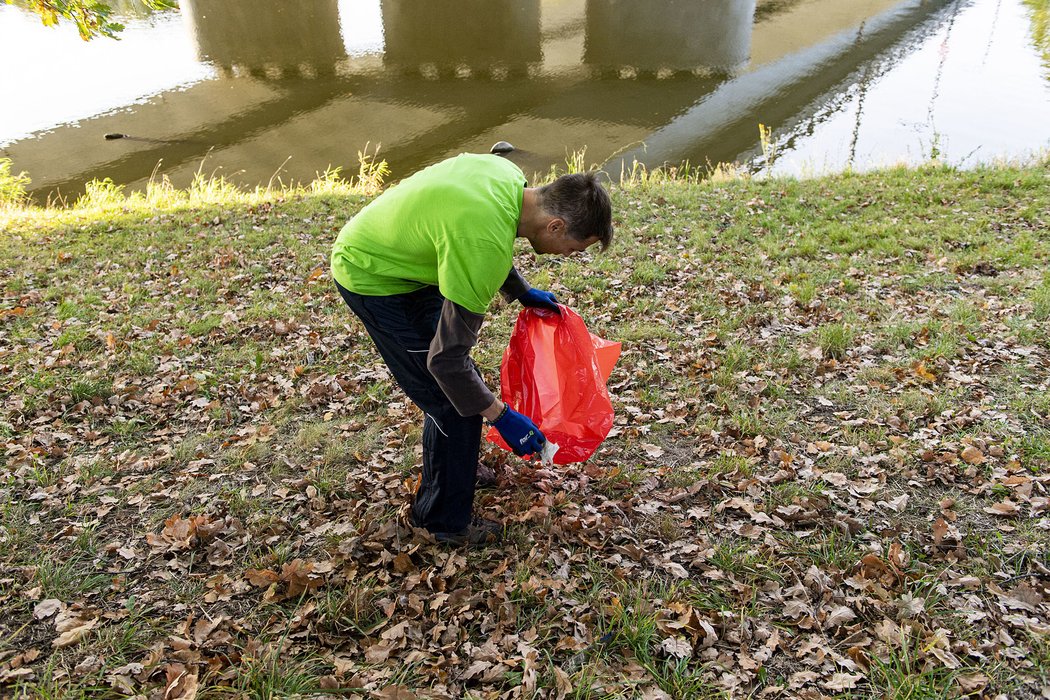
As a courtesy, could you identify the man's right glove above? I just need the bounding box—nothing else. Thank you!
[518,287,561,314]
[491,405,546,457]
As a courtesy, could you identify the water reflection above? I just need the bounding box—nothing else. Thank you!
[1022,0,1050,78]
[182,0,346,76]
[584,0,755,74]
[765,0,1050,175]
[381,0,541,76]
[3,0,1049,202]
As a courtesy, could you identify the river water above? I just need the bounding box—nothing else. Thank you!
[1,0,1048,202]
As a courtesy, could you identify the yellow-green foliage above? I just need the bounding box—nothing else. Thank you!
[0,158,31,207]
[1025,0,1050,77]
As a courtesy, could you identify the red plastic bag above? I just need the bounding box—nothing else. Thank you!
[486,305,620,464]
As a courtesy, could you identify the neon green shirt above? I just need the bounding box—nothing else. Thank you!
[330,154,526,315]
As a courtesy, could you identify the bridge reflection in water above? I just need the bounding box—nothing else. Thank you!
[2,0,961,201]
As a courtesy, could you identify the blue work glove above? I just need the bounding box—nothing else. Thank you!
[492,406,546,457]
[518,287,561,314]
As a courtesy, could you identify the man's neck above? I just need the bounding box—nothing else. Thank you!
[517,188,543,240]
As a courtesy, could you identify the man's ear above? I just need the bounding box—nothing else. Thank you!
[547,217,566,235]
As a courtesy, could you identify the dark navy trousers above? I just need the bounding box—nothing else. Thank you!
[335,281,481,533]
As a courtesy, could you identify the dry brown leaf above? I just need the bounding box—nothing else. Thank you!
[163,663,199,700]
[1002,582,1043,611]
[461,660,491,680]
[932,517,949,545]
[983,500,1019,517]
[365,642,393,663]
[957,672,989,693]
[896,594,925,619]
[825,605,856,628]
[0,668,36,682]
[245,569,279,587]
[52,612,98,648]
[960,445,985,465]
[280,559,322,597]
[912,361,936,382]
[392,552,415,574]
[821,472,849,487]
[33,599,63,620]
[146,514,215,551]
[660,636,692,659]
[192,616,225,646]
[553,666,573,699]
[822,672,863,690]
[642,443,665,459]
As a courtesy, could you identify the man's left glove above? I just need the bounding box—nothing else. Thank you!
[518,287,560,314]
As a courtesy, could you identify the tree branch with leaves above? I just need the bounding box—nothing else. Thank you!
[7,0,178,40]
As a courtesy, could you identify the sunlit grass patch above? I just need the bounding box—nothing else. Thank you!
[777,529,860,572]
[708,540,785,584]
[947,298,982,334]
[206,646,330,698]
[91,598,160,659]
[764,481,828,511]
[0,157,31,207]
[317,574,387,636]
[729,406,764,437]
[815,322,855,359]
[33,556,111,599]
[787,277,817,307]
[294,421,332,452]
[911,339,957,367]
[865,631,961,699]
[617,321,674,343]
[892,387,961,421]
[103,416,152,444]
[1032,277,1050,321]
[1006,389,1050,431]
[0,501,36,559]
[1016,431,1050,472]
[67,377,113,405]
[630,258,669,285]
[703,452,755,480]
[187,314,223,337]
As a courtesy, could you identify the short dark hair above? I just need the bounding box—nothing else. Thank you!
[536,172,614,251]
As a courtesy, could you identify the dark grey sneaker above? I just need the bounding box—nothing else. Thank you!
[434,517,502,546]
[411,514,502,546]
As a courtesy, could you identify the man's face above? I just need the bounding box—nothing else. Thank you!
[532,219,600,256]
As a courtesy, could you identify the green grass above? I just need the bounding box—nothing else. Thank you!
[1032,277,1050,321]
[816,322,855,359]
[33,556,111,599]
[0,157,31,206]
[1,161,1049,698]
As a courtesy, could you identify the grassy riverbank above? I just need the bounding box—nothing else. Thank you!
[1,159,1048,698]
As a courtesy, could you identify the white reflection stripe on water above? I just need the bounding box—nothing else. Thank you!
[338,0,385,58]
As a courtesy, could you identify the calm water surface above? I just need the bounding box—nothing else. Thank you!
[1,0,1048,201]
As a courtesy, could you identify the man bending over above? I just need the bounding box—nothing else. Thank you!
[331,152,613,546]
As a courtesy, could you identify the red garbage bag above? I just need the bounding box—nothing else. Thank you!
[486,305,621,464]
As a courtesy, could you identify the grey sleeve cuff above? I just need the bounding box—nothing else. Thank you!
[427,299,496,417]
[499,266,530,303]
